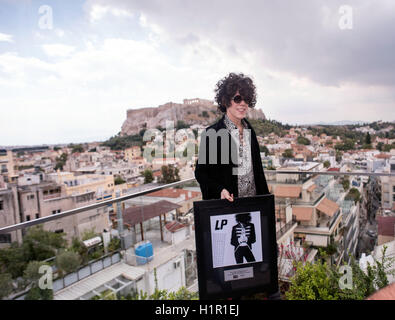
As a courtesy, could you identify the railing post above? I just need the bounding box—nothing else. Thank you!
[115,190,125,250]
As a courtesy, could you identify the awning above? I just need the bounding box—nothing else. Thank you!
[316,197,339,217]
[83,236,102,248]
[292,207,314,221]
[274,185,302,198]
[123,200,181,226]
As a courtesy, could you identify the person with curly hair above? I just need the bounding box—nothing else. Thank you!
[194,72,281,300]
[195,72,270,202]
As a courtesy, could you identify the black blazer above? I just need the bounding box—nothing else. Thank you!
[194,115,270,200]
[230,222,256,249]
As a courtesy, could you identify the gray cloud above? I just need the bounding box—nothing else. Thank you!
[88,0,395,87]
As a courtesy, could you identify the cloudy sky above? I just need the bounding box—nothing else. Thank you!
[0,0,394,146]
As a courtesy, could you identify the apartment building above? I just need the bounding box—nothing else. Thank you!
[380,156,395,211]
[47,172,115,202]
[341,199,360,261]
[17,178,110,243]
[377,216,395,245]
[0,178,110,246]
[267,162,350,265]
[0,149,18,183]
[124,146,142,162]
[0,183,22,247]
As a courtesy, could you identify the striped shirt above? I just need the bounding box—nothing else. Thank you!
[224,114,257,198]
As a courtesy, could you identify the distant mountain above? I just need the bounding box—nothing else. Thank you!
[121,98,266,136]
[301,120,367,126]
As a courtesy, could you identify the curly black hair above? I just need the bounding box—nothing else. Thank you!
[235,213,252,224]
[214,72,257,113]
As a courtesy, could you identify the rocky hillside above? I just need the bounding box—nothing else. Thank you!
[121,98,266,136]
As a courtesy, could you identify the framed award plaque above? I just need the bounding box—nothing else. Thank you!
[193,194,278,300]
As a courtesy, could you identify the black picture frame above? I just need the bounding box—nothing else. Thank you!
[193,194,278,300]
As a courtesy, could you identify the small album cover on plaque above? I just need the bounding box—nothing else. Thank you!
[193,194,279,300]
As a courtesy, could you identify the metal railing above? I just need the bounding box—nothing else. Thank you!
[1,170,394,235]
[276,218,298,239]
[0,178,195,234]
[52,251,122,293]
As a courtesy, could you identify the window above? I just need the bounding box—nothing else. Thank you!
[27,194,35,200]
[0,200,3,211]
[52,209,61,215]
[54,229,64,234]
[35,213,40,219]
[0,233,11,243]
[393,186,395,193]
[26,215,30,221]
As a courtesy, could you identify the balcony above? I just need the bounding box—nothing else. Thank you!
[0,170,394,300]
[276,217,298,240]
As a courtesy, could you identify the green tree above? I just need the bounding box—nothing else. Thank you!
[81,228,99,241]
[365,132,371,145]
[297,136,311,145]
[24,286,53,300]
[22,226,67,262]
[259,144,269,155]
[282,149,294,159]
[23,261,53,300]
[335,150,343,163]
[286,246,395,300]
[341,178,350,191]
[23,261,48,284]
[383,144,395,152]
[158,165,180,184]
[0,228,66,279]
[286,260,340,300]
[142,169,154,184]
[114,176,126,185]
[0,243,28,278]
[71,144,84,153]
[55,250,81,276]
[323,160,330,168]
[139,129,147,137]
[107,237,121,252]
[101,133,144,150]
[335,139,355,151]
[247,118,290,137]
[346,188,361,204]
[54,152,68,171]
[181,142,195,160]
[176,120,189,130]
[70,237,89,264]
[0,273,13,299]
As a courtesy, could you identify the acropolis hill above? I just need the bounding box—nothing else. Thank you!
[121,98,266,136]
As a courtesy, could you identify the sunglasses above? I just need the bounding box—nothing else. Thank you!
[232,95,249,104]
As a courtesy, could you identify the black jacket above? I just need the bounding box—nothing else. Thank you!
[230,222,256,249]
[194,115,270,200]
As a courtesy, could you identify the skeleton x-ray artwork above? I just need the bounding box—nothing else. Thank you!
[210,211,263,268]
